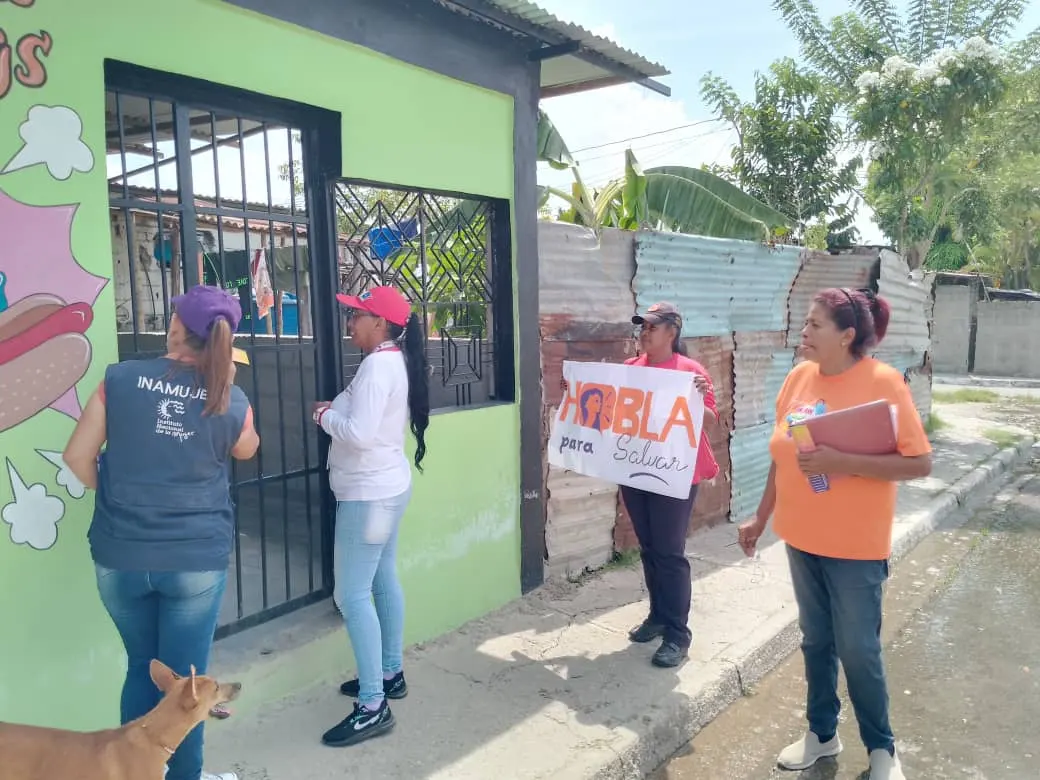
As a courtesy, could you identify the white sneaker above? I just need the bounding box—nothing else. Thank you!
[202,773,238,780]
[869,748,906,780]
[777,732,843,770]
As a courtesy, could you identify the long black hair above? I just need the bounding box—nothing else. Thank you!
[388,313,430,470]
[670,326,688,356]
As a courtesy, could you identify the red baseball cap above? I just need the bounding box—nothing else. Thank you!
[336,286,411,327]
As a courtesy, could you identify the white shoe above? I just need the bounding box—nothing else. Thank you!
[777,732,843,770]
[869,748,906,780]
[202,773,238,780]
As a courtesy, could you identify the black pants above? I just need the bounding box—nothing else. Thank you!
[620,483,699,648]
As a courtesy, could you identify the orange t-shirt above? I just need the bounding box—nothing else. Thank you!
[769,358,932,560]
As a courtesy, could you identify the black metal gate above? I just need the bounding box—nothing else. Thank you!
[104,62,341,637]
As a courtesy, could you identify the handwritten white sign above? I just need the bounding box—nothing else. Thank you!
[547,360,704,498]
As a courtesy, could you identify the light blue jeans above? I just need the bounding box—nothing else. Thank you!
[94,565,226,780]
[333,489,411,708]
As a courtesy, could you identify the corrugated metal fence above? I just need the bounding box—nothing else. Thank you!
[539,224,934,576]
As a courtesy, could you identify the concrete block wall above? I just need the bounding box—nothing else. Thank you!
[932,285,972,374]
[974,301,1040,377]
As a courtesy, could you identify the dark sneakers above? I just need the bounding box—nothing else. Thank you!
[652,640,689,668]
[628,619,665,644]
[340,671,408,700]
[322,700,395,747]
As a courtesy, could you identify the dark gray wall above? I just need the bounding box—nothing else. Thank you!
[217,0,543,588]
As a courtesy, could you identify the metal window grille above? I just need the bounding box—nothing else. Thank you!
[105,66,337,639]
[332,181,515,410]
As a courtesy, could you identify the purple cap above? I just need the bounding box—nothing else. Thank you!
[171,285,242,339]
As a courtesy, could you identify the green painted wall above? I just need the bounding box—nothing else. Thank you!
[0,0,519,730]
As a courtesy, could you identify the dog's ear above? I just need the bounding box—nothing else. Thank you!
[150,660,179,693]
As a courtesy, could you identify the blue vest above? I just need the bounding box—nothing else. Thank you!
[88,357,249,572]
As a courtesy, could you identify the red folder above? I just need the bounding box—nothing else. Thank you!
[801,400,898,455]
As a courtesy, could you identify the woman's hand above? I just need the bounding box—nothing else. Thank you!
[693,374,709,395]
[737,516,767,557]
[312,401,331,425]
[560,377,569,394]
[797,445,847,476]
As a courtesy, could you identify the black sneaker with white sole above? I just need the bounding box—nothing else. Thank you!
[339,671,408,699]
[321,700,395,747]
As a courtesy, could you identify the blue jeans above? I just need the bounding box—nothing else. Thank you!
[95,565,226,780]
[333,489,410,708]
[786,545,894,754]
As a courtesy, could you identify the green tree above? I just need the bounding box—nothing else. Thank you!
[773,0,1035,266]
[701,57,861,248]
[772,0,1034,95]
[962,65,1040,286]
[855,37,1007,267]
[536,109,795,241]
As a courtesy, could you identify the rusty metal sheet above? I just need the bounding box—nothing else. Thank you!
[539,223,638,572]
[875,249,930,372]
[634,232,802,337]
[786,248,877,346]
[683,335,735,427]
[539,222,635,338]
[730,422,774,522]
[545,464,619,578]
[732,331,794,429]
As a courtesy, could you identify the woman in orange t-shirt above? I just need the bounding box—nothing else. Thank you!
[738,287,932,780]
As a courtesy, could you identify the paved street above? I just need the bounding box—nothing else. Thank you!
[654,466,1040,780]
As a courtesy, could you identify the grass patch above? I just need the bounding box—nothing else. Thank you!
[566,547,642,585]
[605,548,641,570]
[982,427,1022,449]
[933,388,1000,404]
[924,413,948,436]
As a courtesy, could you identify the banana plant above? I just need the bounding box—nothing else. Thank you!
[537,109,794,240]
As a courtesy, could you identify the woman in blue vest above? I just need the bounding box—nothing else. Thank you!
[312,285,430,748]
[64,284,260,780]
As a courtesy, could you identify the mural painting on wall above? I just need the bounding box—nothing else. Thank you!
[1,0,109,551]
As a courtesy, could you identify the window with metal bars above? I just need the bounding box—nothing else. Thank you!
[332,181,515,410]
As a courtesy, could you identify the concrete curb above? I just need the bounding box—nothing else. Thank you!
[591,437,1036,780]
[934,375,1040,389]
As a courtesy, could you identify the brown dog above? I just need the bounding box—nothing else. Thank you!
[0,661,241,780]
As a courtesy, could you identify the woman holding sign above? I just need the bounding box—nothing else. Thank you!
[561,302,719,669]
[738,287,931,780]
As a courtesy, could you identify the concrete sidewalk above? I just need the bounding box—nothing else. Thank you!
[205,417,1036,780]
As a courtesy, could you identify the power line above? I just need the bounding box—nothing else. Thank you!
[569,119,722,154]
[572,126,731,165]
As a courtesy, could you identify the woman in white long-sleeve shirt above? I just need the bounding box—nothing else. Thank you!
[311,285,430,748]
